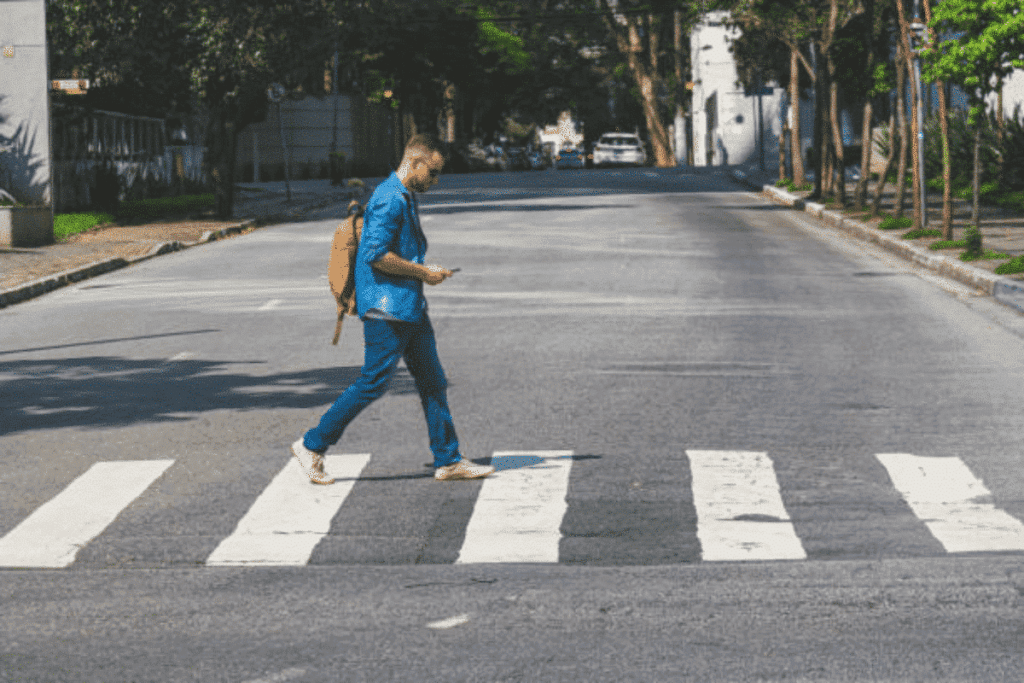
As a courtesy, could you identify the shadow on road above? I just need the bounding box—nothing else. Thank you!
[0,355,422,436]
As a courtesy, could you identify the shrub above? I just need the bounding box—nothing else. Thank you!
[53,212,116,240]
[116,193,214,222]
[995,256,1024,275]
[879,215,913,230]
[902,228,942,239]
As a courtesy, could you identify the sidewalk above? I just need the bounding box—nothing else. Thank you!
[0,179,373,309]
[730,165,1024,315]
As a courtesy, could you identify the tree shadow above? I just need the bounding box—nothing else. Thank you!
[0,96,48,205]
[0,354,420,436]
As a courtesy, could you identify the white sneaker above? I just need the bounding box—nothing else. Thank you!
[291,438,335,485]
[434,458,495,481]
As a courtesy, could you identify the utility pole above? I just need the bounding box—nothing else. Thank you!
[911,0,927,227]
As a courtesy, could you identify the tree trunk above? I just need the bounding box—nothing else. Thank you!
[812,44,825,199]
[790,46,805,186]
[921,0,953,239]
[854,0,875,211]
[972,123,981,228]
[208,107,237,219]
[606,11,674,167]
[854,99,873,211]
[896,0,922,229]
[893,42,909,220]
[870,112,897,217]
[829,75,846,204]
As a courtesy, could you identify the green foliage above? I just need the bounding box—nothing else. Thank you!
[994,256,1024,275]
[922,0,1024,124]
[116,194,214,222]
[961,249,1009,262]
[879,215,913,230]
[962,225,984,258]
[53,212,116,240]
[930,238,967,250]
[902,228,942,240]
[923,110,1002,194]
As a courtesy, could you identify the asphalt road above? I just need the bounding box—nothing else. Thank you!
[2,167,1024,681]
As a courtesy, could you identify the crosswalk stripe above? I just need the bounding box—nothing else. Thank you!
[456,450,574,563]
[205,454,371,566]
[0,460,174,568]
[686,450,807,561]
[876,453,1024,553]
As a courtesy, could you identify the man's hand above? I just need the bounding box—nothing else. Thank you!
[373,252,454,285]
[423,264,454,286]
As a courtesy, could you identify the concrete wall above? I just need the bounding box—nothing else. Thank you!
[0,0,52,206]
[236,94,401,181]
[689,11,787,171]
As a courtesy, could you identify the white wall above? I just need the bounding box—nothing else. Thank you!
[689,11,785,171]
[0,0,51,205]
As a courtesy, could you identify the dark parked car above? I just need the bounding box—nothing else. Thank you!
[555,148,585,169]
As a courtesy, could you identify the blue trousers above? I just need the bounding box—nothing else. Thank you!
[303,315,461,467]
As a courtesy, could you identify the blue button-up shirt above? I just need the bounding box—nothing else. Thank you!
[355,172,428,323]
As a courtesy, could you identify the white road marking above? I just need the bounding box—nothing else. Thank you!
[258,299,283,311]
[0,460,174,568]
[456,450,573,563]
[426,614,470,630]
[686,450,807,561]
[205,454,370,566]
[240,668,307,683]
[876,453,1024,553]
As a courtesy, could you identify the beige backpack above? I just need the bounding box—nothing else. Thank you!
[328,200,364,344]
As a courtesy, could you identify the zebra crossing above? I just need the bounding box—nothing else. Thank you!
[2,449,1023,569]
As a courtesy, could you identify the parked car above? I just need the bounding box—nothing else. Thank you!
[592,132,646,167]
[555,147,585,169]
[506,146,529,171]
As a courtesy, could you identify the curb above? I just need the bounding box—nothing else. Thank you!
[731,170,1024,315]
[0,220,254,310]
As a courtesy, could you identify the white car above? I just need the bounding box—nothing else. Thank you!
[592,133,646,167]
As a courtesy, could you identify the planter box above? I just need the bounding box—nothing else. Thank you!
[0,207,53,248]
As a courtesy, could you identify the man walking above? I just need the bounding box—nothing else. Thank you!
[291,134,494,484]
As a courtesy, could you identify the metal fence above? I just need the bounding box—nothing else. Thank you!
[51,108,207,212]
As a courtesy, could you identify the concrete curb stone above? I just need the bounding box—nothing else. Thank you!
[730,170,1024,315]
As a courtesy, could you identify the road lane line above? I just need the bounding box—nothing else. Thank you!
[456,450,574,563]
[877,453,1024,553]
[205,454,370,566]
[258,299,283,311]
[686,450,807,561]
[0,460,174,568]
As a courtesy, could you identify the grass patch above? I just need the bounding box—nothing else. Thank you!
[902,228,942,239]
[116,193,214,222]
[960,249,1010,262]
[53,193,214,240]
[930,239,967,250]
[53,212,116,240]
[995,256,1024,275]
[774,179,812,193]
[879,215,913,230]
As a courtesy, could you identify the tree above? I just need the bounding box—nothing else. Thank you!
[596,0,706,167]
[727,0,819,186]
[922,0,1024,234]
[48,0,338,218]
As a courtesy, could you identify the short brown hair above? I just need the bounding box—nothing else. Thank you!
[404,134,445,159]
